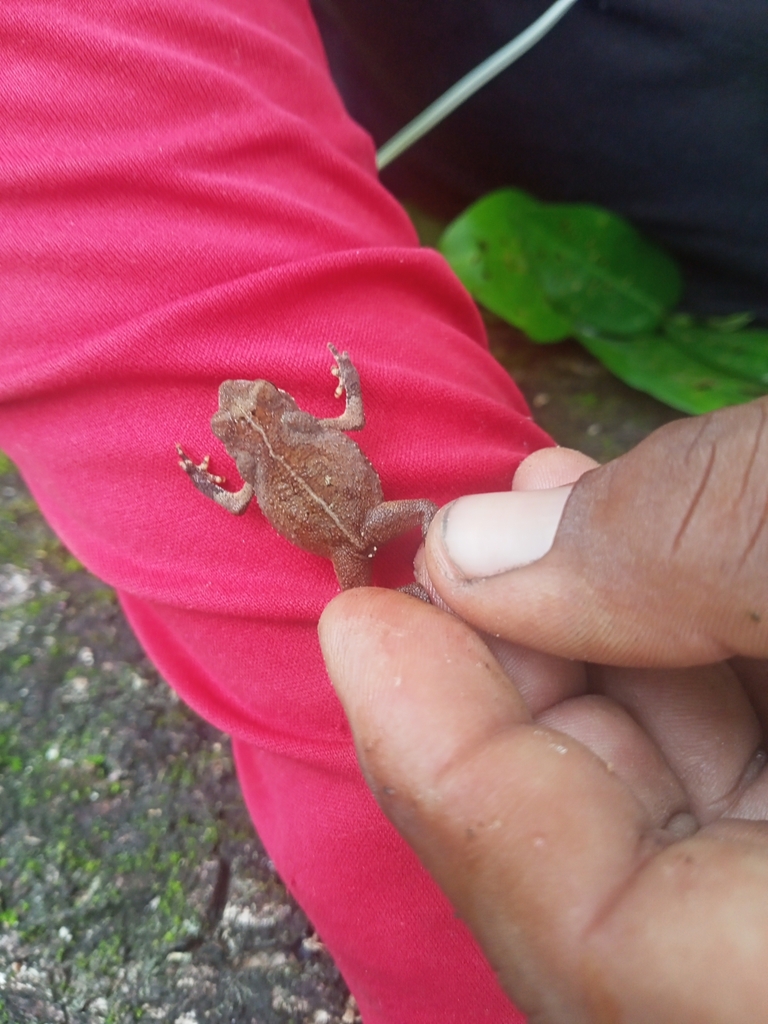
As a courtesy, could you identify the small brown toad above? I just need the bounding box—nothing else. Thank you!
[177,344,437,589]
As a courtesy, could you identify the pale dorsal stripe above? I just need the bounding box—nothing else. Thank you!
[246,414,364,551]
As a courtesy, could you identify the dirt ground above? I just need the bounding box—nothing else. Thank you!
[0,310,680,1023]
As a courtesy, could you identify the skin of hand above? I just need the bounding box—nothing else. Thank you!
[318,396,768,1024]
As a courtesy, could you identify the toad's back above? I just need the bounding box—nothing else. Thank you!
[227,400,383,558]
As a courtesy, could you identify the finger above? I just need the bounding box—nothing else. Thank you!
[414,538,590,716]
[481,635,587,715]
[406,604,691,827]
[512,446,599,491]
[413,447,596,602]
[731,657,768,731]
[426,398,768,667]
[536,693,692,833]
[689,658,768,823]
[319,585,655,1015]
[319,589,654,1019]
[320,589,768,1023]
[591,663,764,822]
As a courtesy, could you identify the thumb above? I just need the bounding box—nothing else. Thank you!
[425,397,768,667]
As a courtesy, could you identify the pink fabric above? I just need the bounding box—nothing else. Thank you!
[1,1,551,1019]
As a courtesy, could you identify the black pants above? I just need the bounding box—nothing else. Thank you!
[312,0,768,320]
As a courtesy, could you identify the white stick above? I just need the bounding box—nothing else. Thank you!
[376,0,580,170]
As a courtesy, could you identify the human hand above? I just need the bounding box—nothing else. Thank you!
[319,397,768,1023]
[422,396,768,667]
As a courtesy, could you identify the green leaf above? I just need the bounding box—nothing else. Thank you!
[664,318,768,386]
[439,190,572,342]
[439,189,681,340]
[527,201,681,334]
[577,329,766,415]
[438,187,766,414]
[704,311,756,333]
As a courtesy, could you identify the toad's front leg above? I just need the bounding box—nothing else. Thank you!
[317,343,365,432]
[176,444,254,515]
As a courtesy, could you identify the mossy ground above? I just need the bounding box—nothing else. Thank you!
[0,454,356,1023]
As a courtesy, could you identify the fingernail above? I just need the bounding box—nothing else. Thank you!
[441,486,572,579]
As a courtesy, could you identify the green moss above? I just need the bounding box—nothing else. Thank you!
[0,734,23,774]
[0,459,353,1020]
[572,391,599,411]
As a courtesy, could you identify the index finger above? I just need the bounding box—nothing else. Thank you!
[319,588,768,1022]
[425,398,768,667]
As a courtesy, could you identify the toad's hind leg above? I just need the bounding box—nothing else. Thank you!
[331,547,374,590]
[361,499,438,548]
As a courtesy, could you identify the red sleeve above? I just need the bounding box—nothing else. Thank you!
[0,4,545,1020]
[1,0,549,700]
